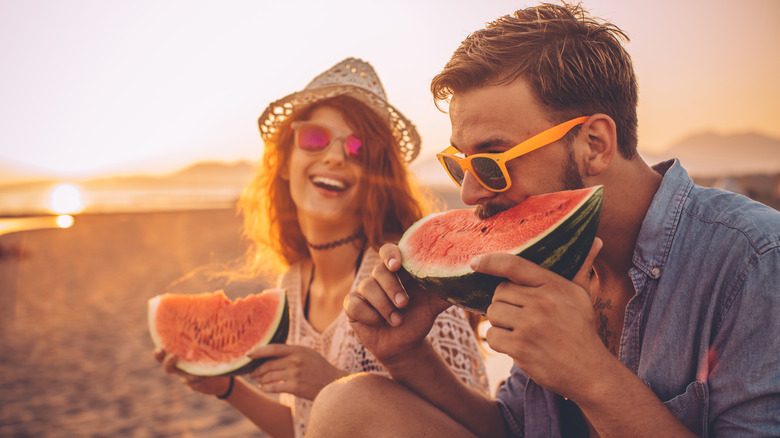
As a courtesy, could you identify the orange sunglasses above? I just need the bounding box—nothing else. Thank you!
[436,116,589,192]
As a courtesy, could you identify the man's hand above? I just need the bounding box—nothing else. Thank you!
[344,243,451,365]
[479,238,607,400]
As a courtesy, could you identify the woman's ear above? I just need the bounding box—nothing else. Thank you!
[578,114,617,177]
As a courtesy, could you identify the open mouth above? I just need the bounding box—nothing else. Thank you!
[311,175,349,192]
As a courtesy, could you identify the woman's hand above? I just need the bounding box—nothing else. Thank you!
[153,348,232,397]
[247,344,347,401]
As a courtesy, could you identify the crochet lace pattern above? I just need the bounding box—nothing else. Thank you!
[276,248,489,438]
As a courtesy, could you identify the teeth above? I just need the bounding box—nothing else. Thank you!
[312,176,347,190]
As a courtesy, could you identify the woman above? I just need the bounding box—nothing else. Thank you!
[155,58,488,438]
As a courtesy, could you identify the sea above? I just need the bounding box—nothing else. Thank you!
[0,182,243,235]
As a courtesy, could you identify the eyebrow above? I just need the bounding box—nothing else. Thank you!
[450,138,516,155]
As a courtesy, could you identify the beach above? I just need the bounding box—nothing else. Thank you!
[0,208,273,437]
[0,186,512,437]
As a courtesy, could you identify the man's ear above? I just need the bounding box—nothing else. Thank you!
[578,114,617,177]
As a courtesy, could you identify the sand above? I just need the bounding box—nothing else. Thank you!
[0,191,513,437]
[0,208,273,437]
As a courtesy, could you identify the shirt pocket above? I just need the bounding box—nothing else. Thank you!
[662,380,709,436]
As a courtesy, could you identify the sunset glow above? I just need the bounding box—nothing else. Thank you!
[0,1,778,183]
[47,183,85,215]
[56,215,75,229]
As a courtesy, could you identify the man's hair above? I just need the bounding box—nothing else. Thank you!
[431,2,639,158]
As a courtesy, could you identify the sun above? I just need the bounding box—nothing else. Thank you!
[47,183,85,215]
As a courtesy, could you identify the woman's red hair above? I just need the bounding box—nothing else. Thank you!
[238,95,433,277]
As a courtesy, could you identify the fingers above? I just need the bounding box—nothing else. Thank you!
[254,368,291,386]
[486,289,523,329]
[247,343,292,359]
[345,282,402,327]
[343,243,410,329]
[571,237,602,293]
[162,352,181,375]
[470,237,603,291]
[378,243,402,272]
[470,253,550,287]
[153,348,166,363]
[374,250,409,308]
[346,264,406,327]
[483,324,516,356]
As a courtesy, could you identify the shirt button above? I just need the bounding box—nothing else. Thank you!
[651,267,661,276]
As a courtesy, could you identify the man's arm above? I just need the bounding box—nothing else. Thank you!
[345,243,507,437]
[474,245,696,437]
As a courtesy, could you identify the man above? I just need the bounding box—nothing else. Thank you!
[307,3,780,437]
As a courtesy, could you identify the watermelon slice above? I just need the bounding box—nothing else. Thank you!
[148,289,289,376]
[399,186,603,314]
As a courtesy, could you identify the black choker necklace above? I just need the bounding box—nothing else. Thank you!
[306,230,364,251]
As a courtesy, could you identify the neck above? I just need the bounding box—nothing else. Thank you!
[304,241,365,331]
[591,155,662,277]
[308,239,365,286]
[306,230,363,251]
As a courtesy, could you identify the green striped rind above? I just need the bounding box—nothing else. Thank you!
[222,296,290,376]
[403,186,603,315]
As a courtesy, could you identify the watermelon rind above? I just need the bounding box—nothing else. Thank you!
[400,186,603,315]
[148,289,290,376]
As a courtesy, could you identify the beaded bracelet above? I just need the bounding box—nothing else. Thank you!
[216,375,235,400]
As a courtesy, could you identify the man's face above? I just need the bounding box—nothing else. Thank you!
[448,78,584,218]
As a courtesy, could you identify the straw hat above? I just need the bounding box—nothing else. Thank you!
[257,58,421,164]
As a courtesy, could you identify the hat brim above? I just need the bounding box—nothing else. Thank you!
[257,85,421,164]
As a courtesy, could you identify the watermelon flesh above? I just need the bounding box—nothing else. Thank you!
[399,186,603,314]
[148,289,289,376]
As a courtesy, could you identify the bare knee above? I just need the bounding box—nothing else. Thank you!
[308,373,392,437]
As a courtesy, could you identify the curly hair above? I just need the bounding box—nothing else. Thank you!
[431,2,639,158]
[238,95,432,277]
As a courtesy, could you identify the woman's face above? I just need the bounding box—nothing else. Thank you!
[286,106,364,227]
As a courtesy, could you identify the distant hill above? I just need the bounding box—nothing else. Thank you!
[645,132,780,178]
[3,135,778,215]
[84,160,257,189]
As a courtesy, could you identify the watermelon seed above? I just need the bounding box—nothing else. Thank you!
[481,227,487,233]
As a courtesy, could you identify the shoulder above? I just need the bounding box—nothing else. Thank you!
[278,260,308,297]
[683,185,780,254]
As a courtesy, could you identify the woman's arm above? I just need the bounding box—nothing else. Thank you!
[222,377,295,438]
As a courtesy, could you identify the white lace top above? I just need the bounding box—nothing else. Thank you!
[276,247,489,438]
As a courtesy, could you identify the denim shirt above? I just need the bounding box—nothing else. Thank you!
[496,159,780,437]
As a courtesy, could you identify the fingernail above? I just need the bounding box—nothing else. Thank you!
[395,292,407,306]
[390,312,402,326]
[470,256,480,269]
[387,257,399,270]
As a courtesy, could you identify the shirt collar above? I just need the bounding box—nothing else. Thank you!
[632,159,694,279]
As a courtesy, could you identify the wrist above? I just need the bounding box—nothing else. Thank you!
[382,341,435,380]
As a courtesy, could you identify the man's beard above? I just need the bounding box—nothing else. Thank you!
[475,202,512,219]
[560,146,585,191]
[474,147,584,220]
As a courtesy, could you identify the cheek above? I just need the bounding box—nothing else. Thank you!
[286,149,311,181]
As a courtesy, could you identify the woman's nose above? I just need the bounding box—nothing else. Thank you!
[321,139,347,165]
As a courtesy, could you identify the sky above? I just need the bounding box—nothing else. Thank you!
[1,0,779,182]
